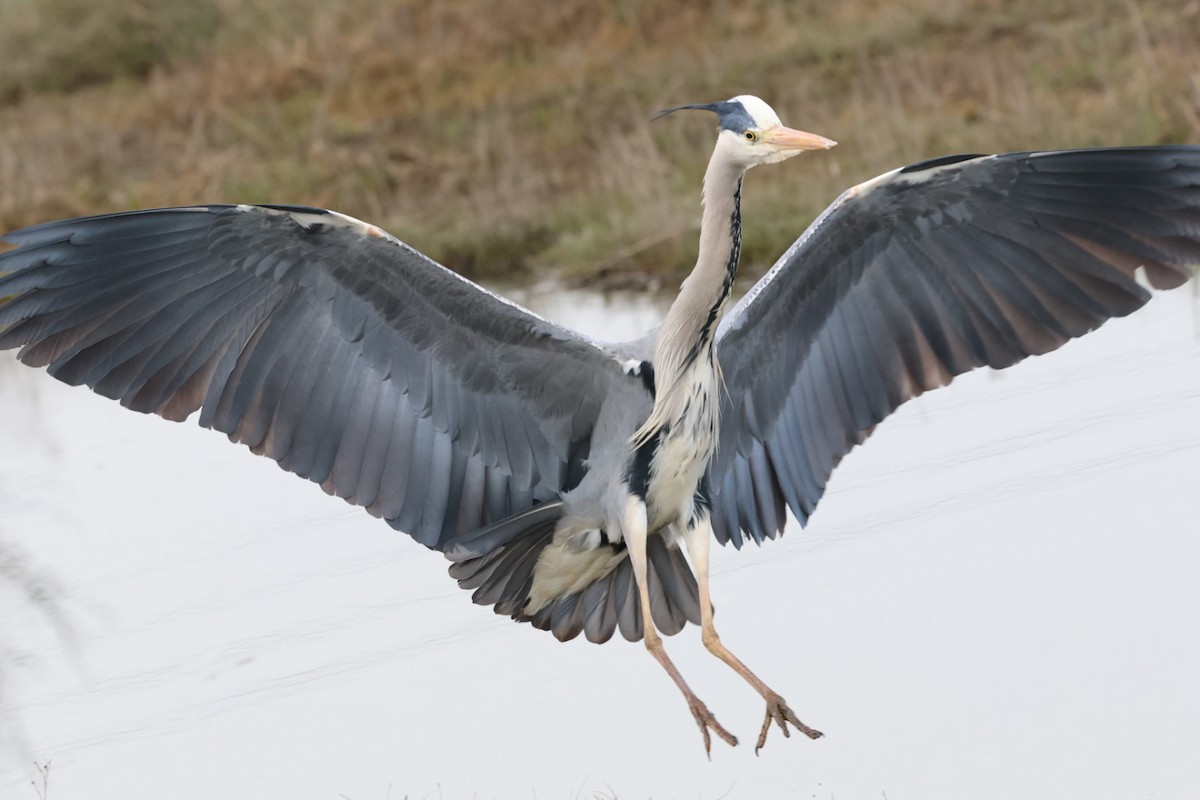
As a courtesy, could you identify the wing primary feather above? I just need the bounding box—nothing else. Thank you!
[125,273,267,412]
[55,267,225,391]
[8,253,211,368]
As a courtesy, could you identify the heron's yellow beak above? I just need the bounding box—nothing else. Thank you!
[767,127,837,151]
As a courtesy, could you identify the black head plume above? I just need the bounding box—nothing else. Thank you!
[652,99,755,133]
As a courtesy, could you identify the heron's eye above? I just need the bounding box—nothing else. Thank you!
[744,131,758,143]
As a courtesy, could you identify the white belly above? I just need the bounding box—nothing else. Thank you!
[644,375,719,532]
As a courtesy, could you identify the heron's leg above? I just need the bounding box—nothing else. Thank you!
[622,495,737,755]
[684,516,823,753]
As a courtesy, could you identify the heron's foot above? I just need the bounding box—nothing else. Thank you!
[687,697,738,757]
[755,693,823,755]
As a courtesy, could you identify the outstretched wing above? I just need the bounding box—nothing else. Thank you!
[0,204,632,548]
[709,146,1200,547]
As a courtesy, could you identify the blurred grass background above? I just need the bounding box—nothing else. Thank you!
[0,0,1197,284]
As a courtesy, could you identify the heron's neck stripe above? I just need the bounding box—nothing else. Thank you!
[682,177,743,371]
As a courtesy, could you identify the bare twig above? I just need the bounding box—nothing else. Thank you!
[30,759,50,800]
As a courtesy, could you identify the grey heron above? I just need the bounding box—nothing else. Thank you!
[0,95,1197,755]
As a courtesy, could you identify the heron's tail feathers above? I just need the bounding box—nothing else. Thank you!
[445,500,561,611]
[445,504,700,644]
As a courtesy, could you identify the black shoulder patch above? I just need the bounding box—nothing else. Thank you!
[899,153,987,174]
[638,361,656,396]
[625,429,663,500]
[597,528,628,552]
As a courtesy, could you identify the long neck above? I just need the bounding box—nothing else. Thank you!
[631,149,744,447]
[654,151,744,393]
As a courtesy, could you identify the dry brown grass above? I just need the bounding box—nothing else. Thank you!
[1,0,1198,284]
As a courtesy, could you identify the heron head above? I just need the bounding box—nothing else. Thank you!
[655,94,836,169]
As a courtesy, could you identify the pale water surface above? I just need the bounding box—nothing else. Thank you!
[0,284,1197,800]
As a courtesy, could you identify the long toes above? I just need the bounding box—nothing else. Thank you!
[711,718,738,748]
[755,712,774,754]
[755,696,822,754]
[782,704,823,740]
[688,701,738,755]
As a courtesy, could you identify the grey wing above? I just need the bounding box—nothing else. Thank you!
[0,204,632,549]
[708,146,1200,547]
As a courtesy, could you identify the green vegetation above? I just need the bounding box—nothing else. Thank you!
[1,0,1197,284]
